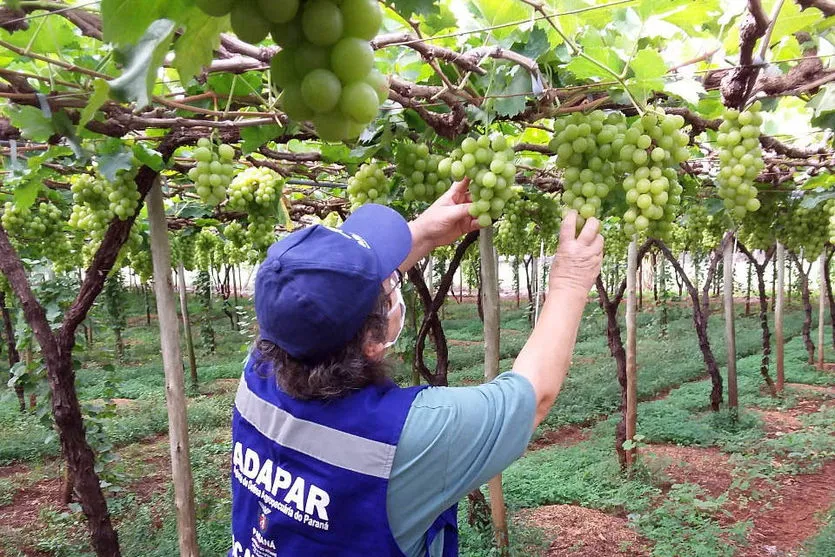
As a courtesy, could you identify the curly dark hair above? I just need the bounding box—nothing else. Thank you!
[251,288,393,400]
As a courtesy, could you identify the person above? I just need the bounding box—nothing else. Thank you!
[229,178,604,557]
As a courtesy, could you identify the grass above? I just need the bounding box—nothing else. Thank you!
[1,291,834,556]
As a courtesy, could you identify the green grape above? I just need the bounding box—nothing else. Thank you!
[301,69,342,113]
[439,133,517,225]
[780,203,828,261]
[294,42,331,76]
[302,0,343,46]
[194,227,223,271]
[339,82,380,124]
[395,141,451,203]
[365,70,389,103]
[195,0,234,16]
[330,38,374,83]
[227,166,284,261]
[187,137,236,206]
[312,110,353,142]
[257,0,298,23]
[716,101,764,221]
[280,83,315,121]
[271,21,302,48]
[341,0,382,40]
[270,50,298,90]
[347,162,390,209]
[230,0,271,45]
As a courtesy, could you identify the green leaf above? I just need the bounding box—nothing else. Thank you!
[809,84,835,130]
[627,48,666,105]
[108,19,177,109]
[8,106,54,142]
[565,28,624,81]
[78,80,111,133]
[207,72,263,98]
[240,125,286,154]
[515,27,550,60]
[387,0,439,18]
[490,66,529,118]
[12,180,40,211]
[98,151,134,182]
[471,0,532,40]
[133,143,164,171]
[174,9,228,81]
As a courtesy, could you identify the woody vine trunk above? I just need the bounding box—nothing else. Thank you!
[736,242,776,396]
[789,252,815,364]
[654,240,723,411]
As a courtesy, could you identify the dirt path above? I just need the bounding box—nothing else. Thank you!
[738,461,835,557]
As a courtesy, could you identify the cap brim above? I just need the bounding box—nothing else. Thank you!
[341,204,412,277]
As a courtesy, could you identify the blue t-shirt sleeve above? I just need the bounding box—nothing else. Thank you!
[386,372,537,556]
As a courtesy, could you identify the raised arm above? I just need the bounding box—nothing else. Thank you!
[514,212,604,426]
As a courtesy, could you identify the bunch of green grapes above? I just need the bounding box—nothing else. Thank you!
[227,166,285,257]
[740,193,779,251]
[1,201,72,264]
[781,204,828,261]
[222,220,249,264]
[347,162,389,209]
[395,142,451,203]
[549,110,623,224]
[124,225,153,283]
[258,0,387,141]
[438,134,517,227]
[171,232,197,271]
[827,200,835,245]
[109,166,141,220]
[68,174,113,232]
[495,189,561,257]
[716,101,764,220]
[187,138,236,206]
[194,227,223,271]
[616,110,689,239]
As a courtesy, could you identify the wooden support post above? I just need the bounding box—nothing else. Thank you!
[531,253,539,325]
[819,251,826,368]
[625,239,638,468]
[724,236,738,412]
[147,180,199,557]
[776,243,785,393]
[178,262,198,390]
[479,228,508,553]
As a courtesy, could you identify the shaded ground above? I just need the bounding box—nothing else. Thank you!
[520,504,651,556]
[644,444,733,497]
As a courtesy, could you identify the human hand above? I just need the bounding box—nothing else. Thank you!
[410,178,481,249]
[549,211,604,294]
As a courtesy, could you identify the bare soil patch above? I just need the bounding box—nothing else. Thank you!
[0,477,63,532]
[0,463,28,479]
[643,444,733,497]
[449,339,482,347]
[519,504,651,556]
[737,461,835,557]
[528,425,588,451]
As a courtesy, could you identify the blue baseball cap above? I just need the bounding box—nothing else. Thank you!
[254,204,412,362]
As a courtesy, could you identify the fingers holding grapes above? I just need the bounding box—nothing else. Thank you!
[550,211,604,295]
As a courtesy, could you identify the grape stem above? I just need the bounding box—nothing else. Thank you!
[517,0,645,115]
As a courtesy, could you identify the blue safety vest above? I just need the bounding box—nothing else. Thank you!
[229,356,458,556]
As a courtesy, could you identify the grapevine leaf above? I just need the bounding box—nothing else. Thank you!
[12,180,40,211]
[8,106,54,143]
[98,151,134,183]
[664,77,706,105]
[108,19,177,109]
[174,9,228,82]
[799,186,835,208]
[627,49,666,105]
[320,143,353,163]
[386,0,439,18]
[278,198,292,230]
[133,143,164,171]
[240,125,286,154]
[471,0,532,40]
[490,66,529,118]
[809,84,835,130]
[516,27,550,60]
[207,72,263,97]
[565,28,624,81]
[78,80,111,134]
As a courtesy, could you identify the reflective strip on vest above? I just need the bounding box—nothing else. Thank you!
[235,378,397,479]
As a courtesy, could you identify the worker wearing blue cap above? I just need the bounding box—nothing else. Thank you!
[229,179,604,557]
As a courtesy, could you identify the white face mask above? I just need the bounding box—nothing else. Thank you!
[383,286,406,349]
